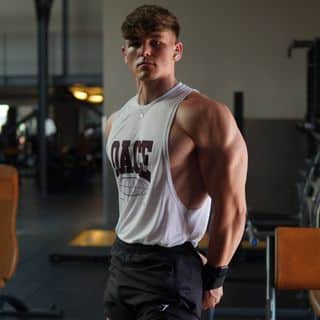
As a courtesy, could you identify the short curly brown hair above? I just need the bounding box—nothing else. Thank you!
[121,5,180,40]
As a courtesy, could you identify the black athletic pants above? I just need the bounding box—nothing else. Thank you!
[104,238,203,320]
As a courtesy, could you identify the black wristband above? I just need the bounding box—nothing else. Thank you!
[202,264,229,290]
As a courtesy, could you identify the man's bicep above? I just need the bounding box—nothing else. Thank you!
[196,144,230,199]
[197,132,248,208]
[179,96,247,203]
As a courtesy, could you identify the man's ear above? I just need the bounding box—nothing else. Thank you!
[174,41,183,62]
[122,46,128,64]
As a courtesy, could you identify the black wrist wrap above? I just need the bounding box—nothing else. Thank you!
[202,264,228,290]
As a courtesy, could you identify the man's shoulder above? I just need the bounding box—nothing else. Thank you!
[178,91,232,125]
[176,91,243,151]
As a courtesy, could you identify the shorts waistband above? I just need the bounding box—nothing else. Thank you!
[113,237,196,255]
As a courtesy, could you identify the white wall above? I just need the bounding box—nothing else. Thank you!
[0,0,102,75]
[103,0,320,119]
[0,0,102,33]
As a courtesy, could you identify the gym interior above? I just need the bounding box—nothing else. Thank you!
[1,0,320,319]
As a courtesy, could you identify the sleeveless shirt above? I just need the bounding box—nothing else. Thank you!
[106,82,211,247]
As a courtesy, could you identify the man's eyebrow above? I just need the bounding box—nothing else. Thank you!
[141,33,165,39]
[148,33,164,38]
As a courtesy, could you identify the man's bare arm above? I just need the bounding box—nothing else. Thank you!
[177,94,247,307]
[204,110,247,267]
[192,98,247,267]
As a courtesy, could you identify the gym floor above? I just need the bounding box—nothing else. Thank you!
[1,169,311,320]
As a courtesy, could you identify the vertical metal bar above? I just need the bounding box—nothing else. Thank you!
[314,38,320,122]
[234,91,244,137]
[35,0,54,197]
[270,287,276,320]
[271,234,276,320]
[307,47,313,124]
[38,5,48,197]
[102,116,108,227]
[266,236,271,320]
[3,33,7,79]
[266,235,276,320]
[102,115,119,229]
[62,0,69,77]
[312,40,317,124]
[306,45,316,157]
[51,32,55,75]
[311,310,317,320]
[207,308,215,320]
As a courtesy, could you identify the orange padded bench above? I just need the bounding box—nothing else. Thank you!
[266,227,320,319]
[0,165,62,317]
[0,164,19,291]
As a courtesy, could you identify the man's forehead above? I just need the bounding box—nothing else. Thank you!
[126,30,175,41]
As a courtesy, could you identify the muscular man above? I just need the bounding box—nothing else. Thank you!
[104,5,247,320]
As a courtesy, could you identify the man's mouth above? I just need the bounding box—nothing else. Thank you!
[137,61,155,67]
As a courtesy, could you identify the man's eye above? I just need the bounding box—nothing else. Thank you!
[129,41,140,48]
[151,40,161,47]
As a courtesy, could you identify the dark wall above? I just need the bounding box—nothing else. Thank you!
[245,119,307,216]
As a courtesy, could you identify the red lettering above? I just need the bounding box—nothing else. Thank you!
[111,141,120,176]
[110,139,153,182]
[120,140,133,174]
[140,141,153,181]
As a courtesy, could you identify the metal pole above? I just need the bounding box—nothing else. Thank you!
[62,0,69,77]
[266,235,276,320]
[3,33,7,79]
[314,38,320,123]
[234,91,245,138]
[102,115,119,229]
[35,0,54,197]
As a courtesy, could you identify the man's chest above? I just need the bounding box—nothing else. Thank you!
[108,110,166,181]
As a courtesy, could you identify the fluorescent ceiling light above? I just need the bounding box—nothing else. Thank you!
[73,90,88,100]
[87,94,103,104]
[69,85,104,104]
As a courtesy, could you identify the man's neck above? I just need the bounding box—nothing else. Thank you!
[136,78,178,105]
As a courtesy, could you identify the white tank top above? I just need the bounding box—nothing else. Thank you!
[106,82,211,247]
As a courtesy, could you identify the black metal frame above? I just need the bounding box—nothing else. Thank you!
[266,235,276,320]
[289,38,320,158]
[0,293,63,318]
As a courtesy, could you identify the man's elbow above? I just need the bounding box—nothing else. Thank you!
[233,205,247,234]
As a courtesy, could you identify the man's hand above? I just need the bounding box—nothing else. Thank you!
[198,252,224,309]
[198,251,207,265]
[202,287,223,310]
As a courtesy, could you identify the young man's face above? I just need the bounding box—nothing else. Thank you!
[122,29,183,82]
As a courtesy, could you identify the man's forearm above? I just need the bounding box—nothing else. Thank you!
[206,208,246,267]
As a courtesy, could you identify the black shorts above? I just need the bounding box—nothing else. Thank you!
[104,238,203,320]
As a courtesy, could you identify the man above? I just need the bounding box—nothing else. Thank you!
[104,4,247,320]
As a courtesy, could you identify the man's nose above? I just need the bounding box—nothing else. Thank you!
[139,42,152,57]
